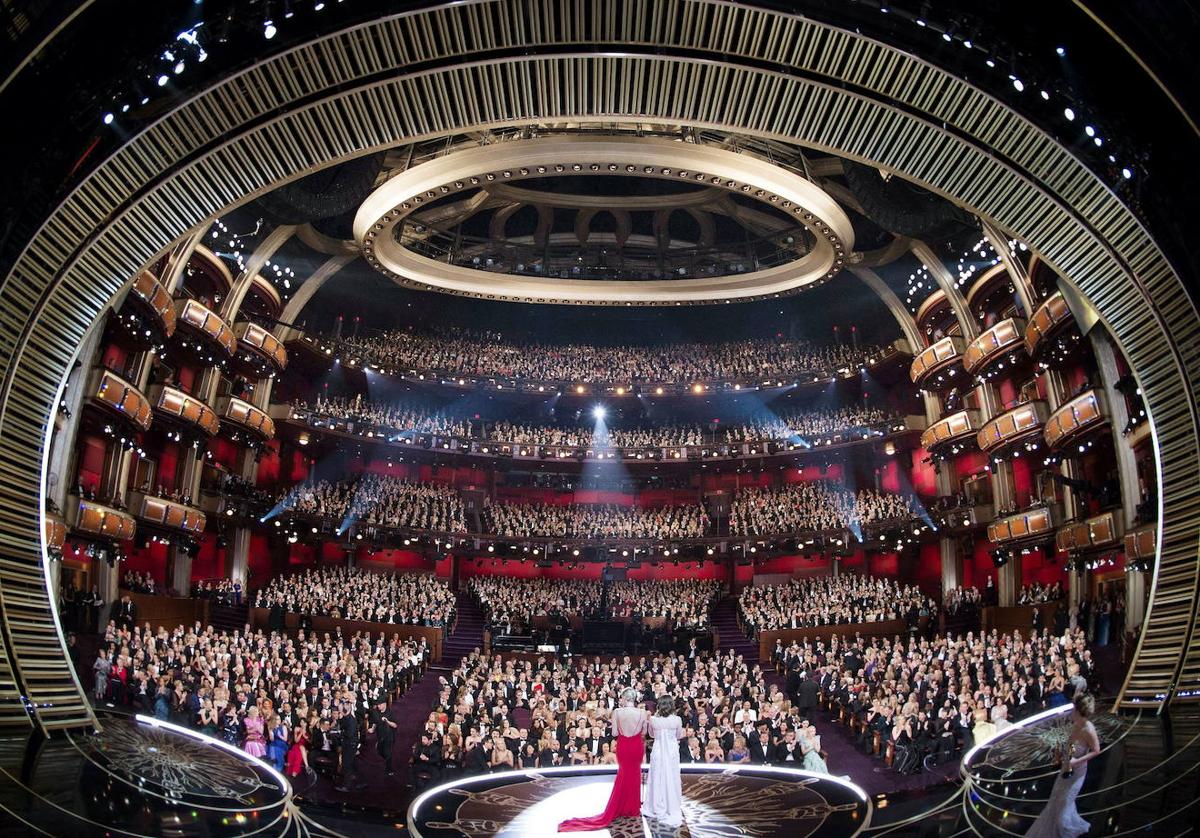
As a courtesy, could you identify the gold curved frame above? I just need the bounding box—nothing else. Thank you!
[0,0,1192,730]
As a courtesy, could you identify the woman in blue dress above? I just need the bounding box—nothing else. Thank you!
[267,714,290,771]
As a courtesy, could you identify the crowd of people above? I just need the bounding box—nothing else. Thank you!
[122,571,158,595]
[295,396,470,438]
[1017,581,1065,605]
[484,499,710,540]
[738,575,934,633]
[466,577,721,634]
[189,578,244,606]
[90,619,430,785]
[275,474,468,534]
[730,482,921,536]
[408,647,832,789]
[772,625,1098,773]
[254,567,456,626]
[336,328,882,385]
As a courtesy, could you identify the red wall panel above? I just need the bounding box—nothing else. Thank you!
[76,434,108,492]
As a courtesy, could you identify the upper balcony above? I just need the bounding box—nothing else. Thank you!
[976,400,1049,456]
[1124,525,1156,563]
[1055,510,1123,554]
[986,504,1059,546]
[44,514,67,552]
[963,317,1027,380]
[89,368,153,433]
[219,396,275,441]
[70,498,137,541]
[920,408,981,453]
[149,385,220,437]
[233,321,288,378]
[130,491,206,535]
[117,271,177,345]
[1043,389,1109,453]
[1024,291,1077,361]
[909,335,967,391]
[174,299,236,360]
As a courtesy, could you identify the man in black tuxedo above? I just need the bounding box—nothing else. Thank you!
[268,596,287,633]
[796,672,820,720]
[680,735,702,763]
[785,664,802,705]
[749,726,774,764]
[369,699,397,776]
[114,595,138,630]
[335,705,363,791]
[772,728,803,765]
[410,732,440,789]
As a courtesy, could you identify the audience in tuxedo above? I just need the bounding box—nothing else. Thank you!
[730,482,921,537]
[275,474,467,534]
[122,571,157,595]
[739,574,933,634]
[484,499,709,540]
[190,577,243,606]
[254,567,455,626]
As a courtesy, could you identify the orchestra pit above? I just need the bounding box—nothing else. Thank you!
[0,2,1197,836]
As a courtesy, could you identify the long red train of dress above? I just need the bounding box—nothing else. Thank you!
[558,733,644,831]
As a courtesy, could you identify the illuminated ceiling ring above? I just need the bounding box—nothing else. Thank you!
[354,136,854,305]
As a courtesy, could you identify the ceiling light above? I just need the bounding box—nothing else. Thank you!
[264,20,277,39]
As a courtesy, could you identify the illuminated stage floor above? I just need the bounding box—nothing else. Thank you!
[407,764,871,837]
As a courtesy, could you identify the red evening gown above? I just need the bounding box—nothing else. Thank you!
[285,733,307,777]
[558,733,644,832]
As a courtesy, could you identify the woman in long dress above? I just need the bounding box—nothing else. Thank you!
[559,688,648,832]
[1026,693,1102,838]
[642,695,685,828]
[801,724,829,774]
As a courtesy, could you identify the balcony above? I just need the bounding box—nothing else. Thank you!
[175,299,236,358]
[234,321,288,377]
[1055,510,1123,553]
[1124,525,1156,561]
[1024,292,1075,359]
[986,504,1058,546]
[149,385,219,436]
[89,368,153,432]
[909,335,967,390]
[71,498,137,541]
[963,317,1027,379]
[920,409,981,452]
[1043,389,1108,452]
[44,515,67,551]
[219,396,276,441]
[976,400,1049,455]
[126,271,177,339]
[131,492,206,535]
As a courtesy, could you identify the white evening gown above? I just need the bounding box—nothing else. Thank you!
[1025,739,1090,838]
[642,715,684,827]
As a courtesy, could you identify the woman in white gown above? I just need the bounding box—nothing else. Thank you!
[642,695,685,827]
[1026,693,1101,838]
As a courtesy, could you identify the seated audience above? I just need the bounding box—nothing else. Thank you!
[255,567,455,626]
[731,482,920,536]
[739,574,932,634]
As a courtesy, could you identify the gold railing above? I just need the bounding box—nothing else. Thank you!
[132,493,206,535]
[71,499,137,541]
[986,505,1058,545]
[909,335,966,390]
[128,271,177,337]
[90,368,152,432]
[219,396,276,440]
[234,321,288,373]
[1056,510,1122,553]
[1043,389,1107,451]
[963,317,1026,376]
[977,400,1048,454]
[1024,292,1074,357]
[175,299,236,356]
[150,385,219,436]
[920,409,980,450]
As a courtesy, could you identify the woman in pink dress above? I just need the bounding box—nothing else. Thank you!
[243,705,267,759]
[559,688,648,832]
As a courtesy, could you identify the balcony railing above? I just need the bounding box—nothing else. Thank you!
[1056,510,1122,553]
[131,492,206,535]
[220,397,275,440]
[44,515,67,551]
[1043,389,1108,452]
[70,498,137,541]
[977,400,1049,455]
[1024,292,1075,358]
[175,299,236,357]
[234,321,288,375]
[1124,525,1156,561]
[149,385,219,436]
[90,368,153,432]
[986,504,1058,546]
[128,271,177,338]
[963,317,1026,378]
[909,335,966,390]
[920,409,981,451]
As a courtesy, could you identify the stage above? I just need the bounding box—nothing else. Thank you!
[406,764,871,837]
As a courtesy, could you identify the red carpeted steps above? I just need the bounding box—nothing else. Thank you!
[210,601,249,635]
[713,594,758,663]
[439,590,484,665]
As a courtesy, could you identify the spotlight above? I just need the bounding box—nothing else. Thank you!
[592,406,606,420]
[1011,77,1024,92]
[1122,167,1133,180]
[157,74,169,86]
[102,113,114,125]
[1056,46,1066,56]
[1063,107,1075,121]
[264,20,277,39]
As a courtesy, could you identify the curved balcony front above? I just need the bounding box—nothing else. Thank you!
[920,409,981,452]
[1125,525,1156,561]
[1055,510,1123,553]
[71,499,137,541]
[1024,292,1075,358]
[234,321,288,376]
[986,505,1057,546]
[132,492,206,535]
[976,400,1049,455]
[1043,389,1108,452]
[909,335,966,391]
[220,396,276,441]
[175,298,236,357]
[44,515,67,551]
[90,368,153,432]
[127,271,177,339]
[150,385,220,436]
[963,317,1027,378]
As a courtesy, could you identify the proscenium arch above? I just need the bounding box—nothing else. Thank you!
[1,1,1196,730]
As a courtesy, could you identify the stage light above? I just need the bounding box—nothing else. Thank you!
[1084,125,1095,137]
[1011,77,1024,92]
[103,113,114,125]
[157,74,169,86]
[1122,167,1133,180]
[264,20,277,39]
[1063,107,1075,121]
[1056,46,1066,56]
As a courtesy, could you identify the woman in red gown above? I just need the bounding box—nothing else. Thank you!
[559,688,648,832]
[285,720,311,778]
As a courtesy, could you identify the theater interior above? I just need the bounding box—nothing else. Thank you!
[1,1,1198,836]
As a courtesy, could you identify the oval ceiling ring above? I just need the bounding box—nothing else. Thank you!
[353,135,854,305]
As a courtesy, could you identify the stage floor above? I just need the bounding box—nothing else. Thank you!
[407,764,871,837]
